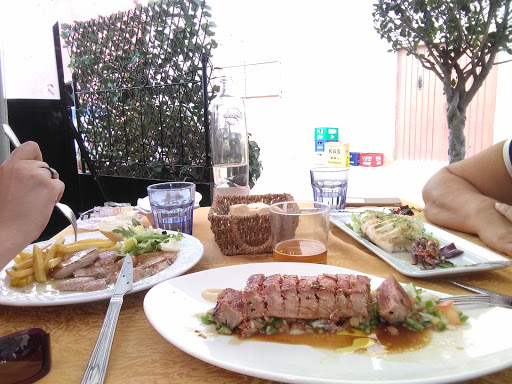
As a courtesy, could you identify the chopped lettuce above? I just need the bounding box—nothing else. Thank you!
[115,223,184,256]
[347,213,364,237]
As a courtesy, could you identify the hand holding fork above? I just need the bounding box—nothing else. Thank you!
[1,124,76,241]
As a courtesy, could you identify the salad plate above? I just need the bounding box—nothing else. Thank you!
[330,211,511,278]
[144,262,512,384]
[0,231,203,306]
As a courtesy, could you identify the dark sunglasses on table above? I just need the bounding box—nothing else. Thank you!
[0,328,51,384]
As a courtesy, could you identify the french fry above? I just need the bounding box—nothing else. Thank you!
[33,246,47,283]
[47,257,63,270]
[45,237,64,273]
[12,257,33,271]
[39,243,51,251]
[58,240,115,255]
[10,275,35,287]
[17,251,33,261]
[66,238,110,244]
[6,268,34,278]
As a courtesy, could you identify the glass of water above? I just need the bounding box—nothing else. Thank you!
[310,167,349,211]
[147,182,196,235]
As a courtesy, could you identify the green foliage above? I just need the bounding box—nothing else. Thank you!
[61,0,217,181]
[373,0,512,161]
[248,133,263,189]
[373,0,511,87]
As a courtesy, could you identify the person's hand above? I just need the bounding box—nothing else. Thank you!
[473,203,512,257]
[496,202,512,223]
[0,141,65,268]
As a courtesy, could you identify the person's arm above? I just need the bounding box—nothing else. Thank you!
[0,141,65,269]
[422,140,512,256]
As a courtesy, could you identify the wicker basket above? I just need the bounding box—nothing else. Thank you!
[208,193,294,256]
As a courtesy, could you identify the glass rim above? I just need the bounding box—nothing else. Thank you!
[147,182,196,191]
[270,200,330,215]
[0,327,51,384]
[310,166,350,172]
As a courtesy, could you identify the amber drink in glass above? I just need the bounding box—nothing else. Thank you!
[270,201,329,264]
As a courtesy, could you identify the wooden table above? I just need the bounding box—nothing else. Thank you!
[1,206,512,383]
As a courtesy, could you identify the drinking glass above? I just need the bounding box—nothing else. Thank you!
[310,167,349,211]
[269,201,329,264]
[147,182,195,235]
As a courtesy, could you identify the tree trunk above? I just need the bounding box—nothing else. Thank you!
[446,93,467,163]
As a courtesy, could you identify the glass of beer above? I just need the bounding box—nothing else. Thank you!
[269,201,330,264]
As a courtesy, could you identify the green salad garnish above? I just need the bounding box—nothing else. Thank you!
[113,218,184,256]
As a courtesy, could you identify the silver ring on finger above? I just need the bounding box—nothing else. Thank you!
[45,166,59,179]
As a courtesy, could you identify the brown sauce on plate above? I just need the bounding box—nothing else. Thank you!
[248,325,432,354]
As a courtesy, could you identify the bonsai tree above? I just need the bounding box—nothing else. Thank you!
[373,0,512,162]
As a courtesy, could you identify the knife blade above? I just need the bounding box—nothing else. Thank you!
[81,255,133,384]
[451,280,512,300]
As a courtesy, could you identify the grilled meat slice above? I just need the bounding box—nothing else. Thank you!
[262,274,284,318]
[73,251,122,280]
[243,274,265,319]
[132,251,176,282]
[297,276,319,319]
[349,275,371,318]
[94,251,118,266]
[73,263,119,279]
[281,274,299,319]
[52,248,99,279]
[316,274,337,319]
[335,274,351,319]
[212,288,247,330]
[56,277,107,292]
[376,275,412,323]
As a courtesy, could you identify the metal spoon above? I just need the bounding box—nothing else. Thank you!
[2,124,78,241]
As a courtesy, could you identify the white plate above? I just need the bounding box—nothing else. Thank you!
[144,262,512,384]
[0,231,203,306]
[136,192,202,214]
[330,211,511,277]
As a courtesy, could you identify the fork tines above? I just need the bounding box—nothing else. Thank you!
[438,294,492,304]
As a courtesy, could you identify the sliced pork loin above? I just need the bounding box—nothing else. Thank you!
[132,251,177,282]
[51,248,100,279]
[73,251,121,280]
[53,248,177,291]
[376,274,412,323]
[56,277,107,292]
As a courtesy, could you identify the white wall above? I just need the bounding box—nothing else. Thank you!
[0,0,143,99]
[209,0,397,196]
[494,52,512,143]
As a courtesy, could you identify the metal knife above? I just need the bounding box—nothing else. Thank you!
[451,280,512,300]
[81,255,134,384]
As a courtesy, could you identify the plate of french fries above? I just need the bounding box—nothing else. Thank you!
[0,231,204,306]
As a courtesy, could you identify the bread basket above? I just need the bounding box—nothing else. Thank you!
[208,193,294,256]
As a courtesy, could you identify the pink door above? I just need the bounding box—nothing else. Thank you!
[395,47,498,161]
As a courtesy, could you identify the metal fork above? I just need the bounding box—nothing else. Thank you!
[438,294,512,309]
[2,124,78,241]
